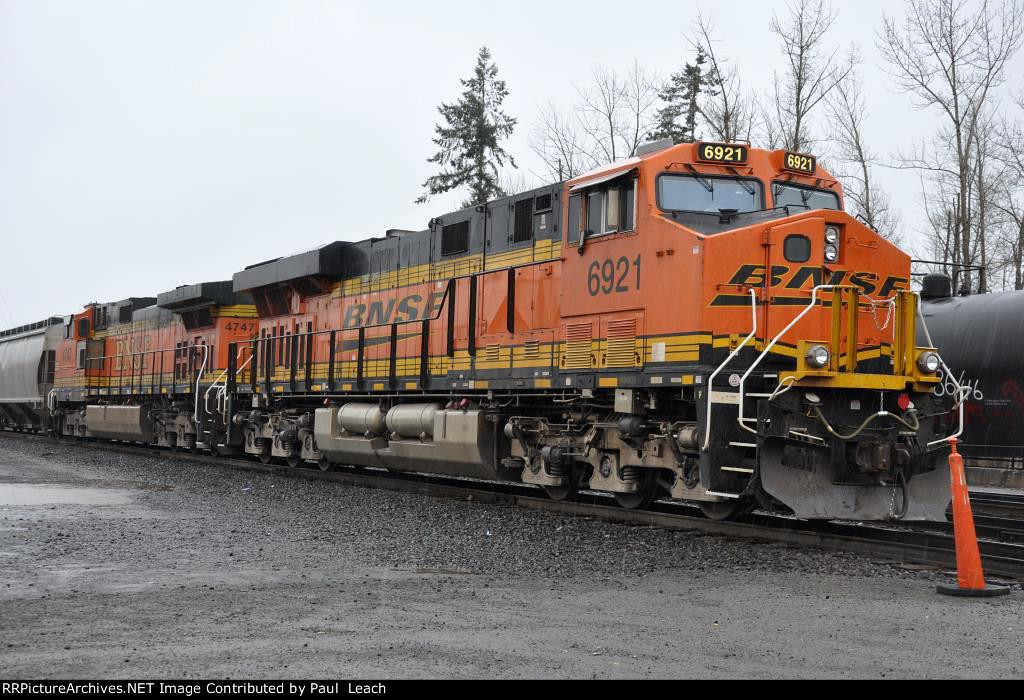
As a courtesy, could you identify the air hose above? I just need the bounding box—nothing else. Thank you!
[809,404,920,441]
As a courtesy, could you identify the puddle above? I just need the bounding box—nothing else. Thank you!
[0,483,133,506]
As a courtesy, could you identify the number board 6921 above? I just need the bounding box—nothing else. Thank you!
[696,142,748,165]
[783,151,817,174]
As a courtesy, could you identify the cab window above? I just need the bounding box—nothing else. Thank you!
[657,174,763,213]
[573,180,636,237]
[772,182,840,211]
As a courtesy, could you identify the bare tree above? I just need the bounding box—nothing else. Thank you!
[529,61,660,183]
[528,102,593,182]
[826,71,901,243]
[968,109,1008,292]
[878,0,1024,293]
[767,0,856,153]
[691,14,758,143]
[576,62,660,164]
[991,105,1024,289]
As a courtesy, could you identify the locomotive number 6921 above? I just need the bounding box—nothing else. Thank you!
[587,256,641,296]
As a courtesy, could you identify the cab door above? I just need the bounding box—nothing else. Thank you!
[559,170,645,380]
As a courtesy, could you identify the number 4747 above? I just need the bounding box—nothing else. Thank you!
[587,256,641,296]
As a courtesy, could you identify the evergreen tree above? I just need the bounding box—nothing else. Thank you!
[417,47,517,207]
[651,48,706,144]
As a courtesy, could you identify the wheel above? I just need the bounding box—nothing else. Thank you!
[699,500,750,521]
[543,462,584,501]
[613,472,660,510]
[544,483,578,501]
[318,457,332,472]
[258,451,273,465]
[286,454,302,469]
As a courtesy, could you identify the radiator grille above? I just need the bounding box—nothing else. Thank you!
[563,323,593,370]
[605,318,638,368]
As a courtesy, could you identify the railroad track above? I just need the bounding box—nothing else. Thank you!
[3,430,1024,580]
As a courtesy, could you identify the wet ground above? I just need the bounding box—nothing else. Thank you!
[1,434,1022,679]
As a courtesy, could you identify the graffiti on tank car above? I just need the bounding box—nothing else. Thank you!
[934,368,984,402]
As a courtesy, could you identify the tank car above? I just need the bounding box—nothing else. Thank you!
[919,273,1024,470]
[202,140,955,521]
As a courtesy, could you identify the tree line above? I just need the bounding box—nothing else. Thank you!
[417,0,1024,294]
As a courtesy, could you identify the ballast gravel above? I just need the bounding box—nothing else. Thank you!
[0,434,1021,679]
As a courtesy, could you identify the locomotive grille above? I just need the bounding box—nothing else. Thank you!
[484,344,501,362]
[605,318,638,368]
[522,340,540,359]
[564,323,593,370]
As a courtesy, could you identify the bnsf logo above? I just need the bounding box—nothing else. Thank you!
[342,290,448,329]
[727,264,908,297]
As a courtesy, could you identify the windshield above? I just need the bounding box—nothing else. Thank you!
[658,174,763,213]
[772,182,840,211]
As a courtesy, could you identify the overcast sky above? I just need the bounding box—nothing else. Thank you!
[2,0,1021,327]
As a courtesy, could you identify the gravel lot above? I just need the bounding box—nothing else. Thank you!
[0,433,1021,679]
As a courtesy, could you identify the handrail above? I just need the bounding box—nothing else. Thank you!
[731,286,965,451]
[916,292,967,448]
[204,351,253,417]
[702,289,757,451]
[736,285,837,435]
[192,345,209,422]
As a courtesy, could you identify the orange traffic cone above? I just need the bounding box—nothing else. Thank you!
[936,438,1010,597]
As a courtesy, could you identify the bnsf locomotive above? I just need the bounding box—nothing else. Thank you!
[1,140,961,521]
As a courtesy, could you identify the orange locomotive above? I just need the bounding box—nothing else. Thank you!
[50,283,257,449]
[213,140,953,521]
[41,140,957,521]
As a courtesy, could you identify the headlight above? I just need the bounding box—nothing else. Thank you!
[917,351,941,374]
[806,344,830,369]
[825,226,840,244]
[824,244,839,262]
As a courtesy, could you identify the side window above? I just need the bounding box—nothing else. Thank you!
[622,180,636,231]
[77,318,90,338]
[77,342,87,370]
[567,194,582,242]
[605,187,621,234]
[587,191,604,234]
[605,180,636,233]
[583,178,636,236]
[441,220,470,257]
